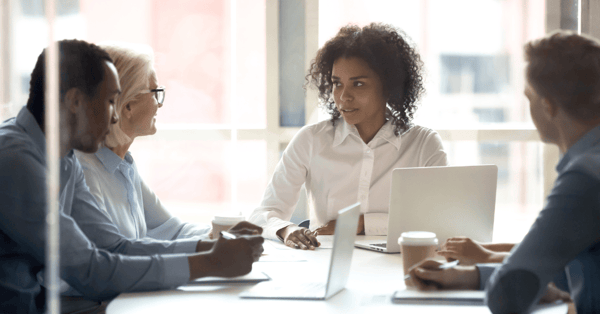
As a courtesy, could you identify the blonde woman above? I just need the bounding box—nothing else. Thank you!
[75,43,252,245]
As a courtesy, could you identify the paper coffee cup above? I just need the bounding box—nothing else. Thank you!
[211,216,245,239]
[399,231,438,281]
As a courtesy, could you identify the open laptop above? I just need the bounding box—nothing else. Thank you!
[355,165,497,253]
[239,202,360,300]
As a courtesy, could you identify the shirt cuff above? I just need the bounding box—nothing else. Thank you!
[264,218,295,242]
[364,213,388,235]
[162,255,191,287]
[172,239,199,254]
[476,263,499,290]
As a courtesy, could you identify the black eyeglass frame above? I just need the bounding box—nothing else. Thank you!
[140,86,166,105]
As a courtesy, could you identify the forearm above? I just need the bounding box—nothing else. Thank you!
[486,251,510,263]
[486,172,600,312]
[482,243,515,252]
[188,253,217,280]
[195,240,214,252]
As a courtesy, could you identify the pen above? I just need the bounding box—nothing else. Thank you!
[403,260,459,281]
[220,231,237,240]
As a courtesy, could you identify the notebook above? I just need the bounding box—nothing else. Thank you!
[355,165,497,253]
[239,202,361,300]
[392,289,485,305]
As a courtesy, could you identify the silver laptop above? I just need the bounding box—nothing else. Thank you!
[355,165,497,253]
[239,202,360,300]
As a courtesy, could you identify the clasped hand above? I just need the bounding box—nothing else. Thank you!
[278,214,365,249]
[189,221,264,280]
[408,259,572,305]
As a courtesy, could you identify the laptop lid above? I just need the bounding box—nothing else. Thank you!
[386,165,498,252]
[324,202,360,298]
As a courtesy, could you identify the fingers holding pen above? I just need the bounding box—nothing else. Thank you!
[280,225,320,250]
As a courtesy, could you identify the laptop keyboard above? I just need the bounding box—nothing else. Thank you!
[371,243,387,248]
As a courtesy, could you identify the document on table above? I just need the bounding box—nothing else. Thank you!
[259,240,307,262]
[392,290,485,305]
[187,270,270,285]
[316,235,334,249]
[392,290,568,313]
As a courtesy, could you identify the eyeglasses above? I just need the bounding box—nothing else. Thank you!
[140,86,165,105]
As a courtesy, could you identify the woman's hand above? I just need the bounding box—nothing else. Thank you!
[438,236,504,265]
[277,225,320,250]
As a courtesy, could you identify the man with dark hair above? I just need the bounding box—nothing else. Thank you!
[0,39,263,314]
[407,30,600,314]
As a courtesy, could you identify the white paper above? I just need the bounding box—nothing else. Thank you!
[188,270,270,285]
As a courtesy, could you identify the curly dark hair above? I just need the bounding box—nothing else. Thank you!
[306,23,425,135]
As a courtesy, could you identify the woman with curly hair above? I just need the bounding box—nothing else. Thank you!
[249,23,448,249]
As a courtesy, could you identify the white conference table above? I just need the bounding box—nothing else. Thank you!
[107,236,567,314]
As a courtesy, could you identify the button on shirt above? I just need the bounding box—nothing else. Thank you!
[249,119,448,240]
[477,125,600,314]
[75,147,210,241]
[0,107,194,314]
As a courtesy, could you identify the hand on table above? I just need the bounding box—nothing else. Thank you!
[199,221,263,251]
[227,221,263,237]
[190,234,264,279]
[277,225,320,250]
[314,214,365,235]
[539,282,572,305]
[438,236,502,265]
[407,259,480,291]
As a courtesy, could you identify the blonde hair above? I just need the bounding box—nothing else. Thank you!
[100,42,155,147]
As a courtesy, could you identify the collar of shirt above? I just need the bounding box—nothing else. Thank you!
[15,106,46,156]
[95,145,134,174]
[556,124,600,173]
[332,118,401,150]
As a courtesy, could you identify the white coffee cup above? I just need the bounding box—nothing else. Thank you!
[210,216,245,239]
[398,231,439,280]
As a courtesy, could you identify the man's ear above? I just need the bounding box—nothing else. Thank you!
[541,98,558,120]
[64,88,85,114]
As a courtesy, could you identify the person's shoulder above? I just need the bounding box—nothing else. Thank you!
[401,124,442,145]
[403,124,439,137]
[74,150,103,171]
[563,148,600,181]
[292,119,335,142]
[0,127,44,170]
[299,119,334,135]
[0,129,46,201]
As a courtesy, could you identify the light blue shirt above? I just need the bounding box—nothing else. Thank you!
[477,125,600,314]
[75,147,210,241]
[0,107,194,313]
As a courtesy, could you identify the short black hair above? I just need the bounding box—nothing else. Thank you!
[26,39,113,129]
[306,23,425,135]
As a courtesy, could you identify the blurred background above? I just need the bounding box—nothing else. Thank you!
[2,0,596,243]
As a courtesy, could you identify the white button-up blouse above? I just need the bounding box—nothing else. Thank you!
[249,119,448,240]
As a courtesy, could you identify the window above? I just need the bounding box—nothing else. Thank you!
[0,0,586,242]
[316,0,547,242]
[4,0,268,220]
